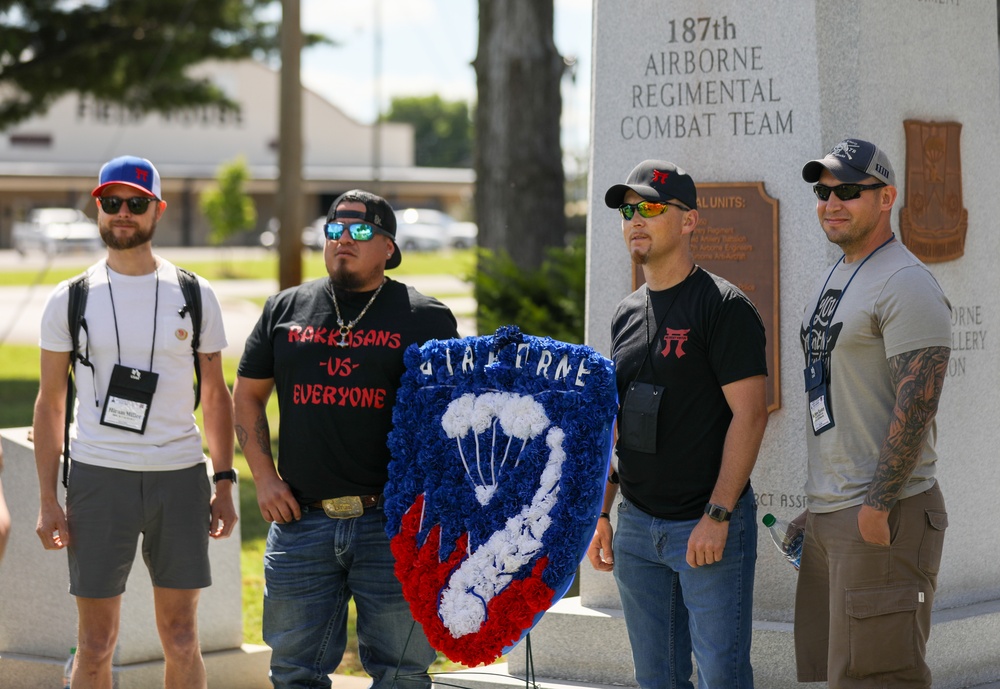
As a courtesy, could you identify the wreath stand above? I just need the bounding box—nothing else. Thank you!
[386,622,540,689]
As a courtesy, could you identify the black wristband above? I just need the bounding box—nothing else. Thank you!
[212,469,238,485]
[599,512,611,520]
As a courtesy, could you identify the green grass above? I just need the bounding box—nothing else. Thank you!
[0,344,461,676]
[0,248,475,287]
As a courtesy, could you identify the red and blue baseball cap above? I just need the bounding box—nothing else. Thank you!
[91,155,162,198]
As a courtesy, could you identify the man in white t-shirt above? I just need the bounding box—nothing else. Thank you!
[33,156,237,689]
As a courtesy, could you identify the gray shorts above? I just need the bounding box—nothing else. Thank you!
[66,461,212,598]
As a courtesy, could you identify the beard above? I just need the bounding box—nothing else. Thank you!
[330,264,380,290]
[630,246,649,265]
[100,217,156,250]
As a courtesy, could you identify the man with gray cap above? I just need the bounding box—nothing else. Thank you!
[234,189,458,688]
[587,160,769,688]
[797,139,951,687]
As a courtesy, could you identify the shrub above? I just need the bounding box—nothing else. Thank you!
[473,234,586,344]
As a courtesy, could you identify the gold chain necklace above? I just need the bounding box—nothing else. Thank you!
[329,278,386,348]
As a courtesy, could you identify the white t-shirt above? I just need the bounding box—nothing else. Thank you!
[39,258,228,471]
[801,240,952,513]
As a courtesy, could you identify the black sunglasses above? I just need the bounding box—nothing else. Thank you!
[812,183,886,202]
[618,200,690,221]
[98,196,159,215]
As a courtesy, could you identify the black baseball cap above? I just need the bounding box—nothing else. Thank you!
[802,138,896,186]
[327,189,401,269]
[604,160,697,210]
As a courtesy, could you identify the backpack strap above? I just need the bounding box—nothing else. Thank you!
[64,271,92,488]
[176,267,203,409]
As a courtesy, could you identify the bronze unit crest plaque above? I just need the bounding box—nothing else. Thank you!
[900,120,968,263]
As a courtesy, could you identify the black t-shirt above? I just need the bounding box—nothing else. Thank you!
[610,268,767,520]
[238,277,459,503]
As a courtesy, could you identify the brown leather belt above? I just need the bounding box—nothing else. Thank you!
[309,494,382,519]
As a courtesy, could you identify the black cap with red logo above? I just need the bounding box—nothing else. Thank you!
[604,160,697,211]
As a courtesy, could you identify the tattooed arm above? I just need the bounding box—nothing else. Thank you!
[233,375,301,523]
[858,346,950,545]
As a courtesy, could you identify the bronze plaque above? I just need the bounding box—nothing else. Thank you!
[631,182,781,412]
[900,119,968,263]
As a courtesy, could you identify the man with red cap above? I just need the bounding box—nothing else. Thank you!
[33,155,237,689]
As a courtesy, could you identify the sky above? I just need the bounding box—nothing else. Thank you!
[294,0,593,159]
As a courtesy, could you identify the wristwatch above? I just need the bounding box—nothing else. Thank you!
[212,469,238,485]
[704,503,732,522]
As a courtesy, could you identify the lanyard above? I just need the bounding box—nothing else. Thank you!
[638,264,697,378]
[105,263,159,371]
[806,235,895,365]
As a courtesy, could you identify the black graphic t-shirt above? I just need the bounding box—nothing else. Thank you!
[610,268,768,520]
[239,277,458,502]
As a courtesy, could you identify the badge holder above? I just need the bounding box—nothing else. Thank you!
[100,364,159,434]
[804,361,834,435]
[621,381,664,453]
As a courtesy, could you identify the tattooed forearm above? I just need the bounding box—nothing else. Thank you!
[235,424,248,449]
[866,346,950,512]
[253,412,272,457]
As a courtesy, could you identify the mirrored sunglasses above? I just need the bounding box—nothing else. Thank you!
[618,200,689,221]
[325,221,391,242]
[98,196,158,215]
[812,182,886,202]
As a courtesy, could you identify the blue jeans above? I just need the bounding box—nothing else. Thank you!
[613,491,757,689]
[263,505,436,688]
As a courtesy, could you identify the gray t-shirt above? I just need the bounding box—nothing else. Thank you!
[800,239,951,513]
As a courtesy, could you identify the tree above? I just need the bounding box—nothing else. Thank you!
[384,95,473,168]
[474,0,566,271]
[200,157,257,246]
[0,0,327,131]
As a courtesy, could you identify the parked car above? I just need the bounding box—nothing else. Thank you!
[396,208,478,251]
[12,207,104,255]
[259,217,326,251]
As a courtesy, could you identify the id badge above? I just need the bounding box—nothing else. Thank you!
[621,381,664,454]
[101,364,159,434]
[808,382,835,435]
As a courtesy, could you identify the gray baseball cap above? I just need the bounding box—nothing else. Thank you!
[802,138,895,186]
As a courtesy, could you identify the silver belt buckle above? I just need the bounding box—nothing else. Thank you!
[322,496,364,519]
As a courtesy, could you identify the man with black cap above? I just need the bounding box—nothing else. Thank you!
[797,139,951,688]
[234,189,458,688]
[33,155,237,689]
[587,160,769,688]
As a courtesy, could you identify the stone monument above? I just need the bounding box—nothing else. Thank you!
[443,1,1000,687]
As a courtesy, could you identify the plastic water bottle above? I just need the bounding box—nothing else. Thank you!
[62,647,75,689]
[762,513,803,570]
